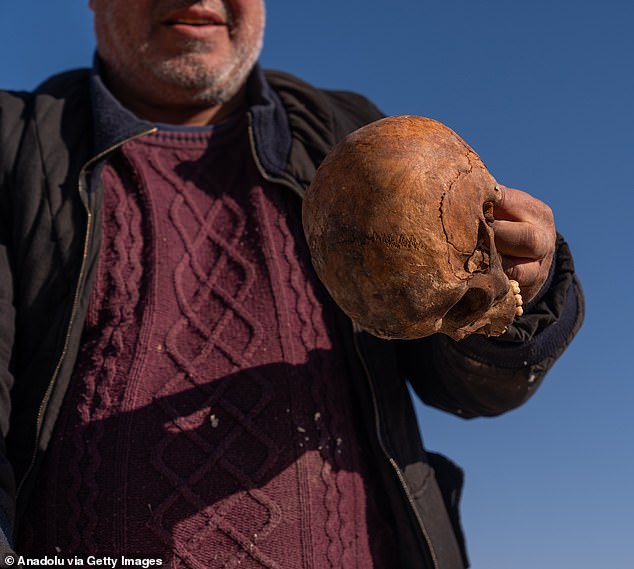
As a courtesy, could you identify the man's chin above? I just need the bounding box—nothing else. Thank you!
[151,52,256,102]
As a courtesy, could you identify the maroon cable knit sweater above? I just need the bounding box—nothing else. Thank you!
[20,117,395,567]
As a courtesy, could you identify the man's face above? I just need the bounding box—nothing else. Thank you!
[90,0,265,108]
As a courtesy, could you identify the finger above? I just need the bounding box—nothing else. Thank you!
[492,219,552,260]
[502,257,550,304]
[502,257,542,287]
[495,185,554,225]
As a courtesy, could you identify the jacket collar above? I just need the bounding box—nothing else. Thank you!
[89,57,155,155]
[89,57,292,177]
[245,65,292,179]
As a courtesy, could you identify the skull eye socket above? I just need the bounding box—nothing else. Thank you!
[444,287,491,327]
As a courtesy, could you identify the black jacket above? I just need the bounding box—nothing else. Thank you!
[0,66,584,568]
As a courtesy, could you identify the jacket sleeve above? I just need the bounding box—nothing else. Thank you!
[0,243,16,551]
[397,233,584,418]
[0,90,28,552]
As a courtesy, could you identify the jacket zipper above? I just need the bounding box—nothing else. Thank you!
[16,128,158,502]
[247,115,439,567]
[351,327,440,569]
[246,115,306,199]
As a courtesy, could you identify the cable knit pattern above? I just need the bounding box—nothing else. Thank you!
[19,118,395,567]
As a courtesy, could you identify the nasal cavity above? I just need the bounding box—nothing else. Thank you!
[444,287,491,326]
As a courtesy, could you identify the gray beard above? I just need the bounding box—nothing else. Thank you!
[120,21,264,108]
[150,46,258,106]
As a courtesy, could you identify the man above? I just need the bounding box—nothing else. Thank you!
[0,1,583,567]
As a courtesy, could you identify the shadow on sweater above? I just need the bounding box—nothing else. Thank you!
[17,350,396,566]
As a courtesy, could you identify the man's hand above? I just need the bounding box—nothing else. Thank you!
[492,185,556,305]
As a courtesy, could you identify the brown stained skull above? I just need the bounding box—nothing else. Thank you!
[302,115,522,341]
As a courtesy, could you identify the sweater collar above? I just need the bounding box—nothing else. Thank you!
[89,57,292,177]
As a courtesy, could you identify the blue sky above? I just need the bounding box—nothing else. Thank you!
[2,2,632,567]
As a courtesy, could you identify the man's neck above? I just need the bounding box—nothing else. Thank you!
[116,91,248,126]
[103,69,248,126]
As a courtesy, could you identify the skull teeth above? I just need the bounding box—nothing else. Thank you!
[509,279,523,317]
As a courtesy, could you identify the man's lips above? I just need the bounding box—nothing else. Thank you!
[163,7,226,27]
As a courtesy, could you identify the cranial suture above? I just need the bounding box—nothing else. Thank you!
[302,115,523,341]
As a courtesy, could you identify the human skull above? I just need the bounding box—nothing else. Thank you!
[302,115,522,341]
